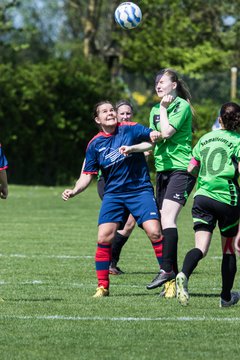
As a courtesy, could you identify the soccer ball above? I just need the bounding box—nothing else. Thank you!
[114,2,142,30]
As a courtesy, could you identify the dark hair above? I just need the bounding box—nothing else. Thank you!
[220,102,240,131]
[115,100,134,113]
[155,68,192,102]
[92,100,113,121]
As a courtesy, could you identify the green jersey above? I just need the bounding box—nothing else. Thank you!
[149,97,193,172]
[193,129,240,206]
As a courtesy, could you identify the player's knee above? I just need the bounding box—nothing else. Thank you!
[98,231,115,244]
[146,228,162,242]
[222,236,235,254]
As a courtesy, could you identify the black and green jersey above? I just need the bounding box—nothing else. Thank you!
[149,96,193,172]
[193,129,240,206]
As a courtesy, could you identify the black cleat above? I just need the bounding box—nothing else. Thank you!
[146,269,175,290]
[109,266,125,275]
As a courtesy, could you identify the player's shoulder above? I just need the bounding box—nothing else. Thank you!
[118,121,138,127]
[198,129,238,145]
[150,103,160,113]
[198,130,217,143]
[87,131,109,148]
[174,97,190,111]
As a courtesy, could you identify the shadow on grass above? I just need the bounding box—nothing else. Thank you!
[113,292,220,298]
[7,297,64,302]
[113,293,157,297]
[190,293,219,298]
[120,271,158,275]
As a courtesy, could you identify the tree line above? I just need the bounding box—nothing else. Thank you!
[0,0,239,185]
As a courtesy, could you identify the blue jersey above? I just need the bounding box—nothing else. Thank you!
[83,121,153,194]
[0,145,8,170]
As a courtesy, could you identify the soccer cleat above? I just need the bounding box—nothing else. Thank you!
[159,280,176,298]
[164,279,176,299]
[109,266,124,275]
[159,286,166,297]
[220,291,240,308]
[93,286,109,298]
[146,269,175,290]
[176,272,189,306]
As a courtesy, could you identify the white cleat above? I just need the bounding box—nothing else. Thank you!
[176,272,189,306]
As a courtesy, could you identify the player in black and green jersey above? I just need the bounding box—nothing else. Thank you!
[146,69,196,297]
[176,102,240,307]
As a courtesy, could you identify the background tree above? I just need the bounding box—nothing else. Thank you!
[0,0,239,185]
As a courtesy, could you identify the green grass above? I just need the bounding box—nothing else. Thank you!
[0,184,239,360]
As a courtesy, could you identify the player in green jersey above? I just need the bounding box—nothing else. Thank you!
[176,102,240,307]
[146,69,196,297]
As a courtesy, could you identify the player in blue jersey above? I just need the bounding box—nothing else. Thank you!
[0,145,8,200]
[62,101,163,298]
[176,102,240,307]
[97,100,137,275]
[0,144,8,302]
[97,100,134,200]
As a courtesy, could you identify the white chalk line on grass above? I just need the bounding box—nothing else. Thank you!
[0,253,223,261]
[0,315,240,322]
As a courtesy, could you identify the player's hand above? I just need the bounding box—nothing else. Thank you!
[119,145,132,156]
[235,234,240,255]
[144,150,152,157]
[62,189,75,201]
[0,185,8,199]
[160,95,174,108]
[150,130,162,143]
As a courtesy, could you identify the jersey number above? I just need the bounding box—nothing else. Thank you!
[200,147,228,175]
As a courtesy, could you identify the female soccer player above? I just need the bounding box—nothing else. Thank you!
[62,101,163,298]
[176,102,240,307]
[0,144,8,302]
[0,146,8,200]
[146,68,196,297]
[97,100,137,275]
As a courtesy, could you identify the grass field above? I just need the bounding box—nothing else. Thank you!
[0,184,239,360]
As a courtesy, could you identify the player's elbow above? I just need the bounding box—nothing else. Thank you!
[161,131,173,139]
[161,127,176,139]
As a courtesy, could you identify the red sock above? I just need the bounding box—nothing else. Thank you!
[151,236,163,267]
[95,243,111,289]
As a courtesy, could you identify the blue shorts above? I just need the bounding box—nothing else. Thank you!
[98,189,160,227]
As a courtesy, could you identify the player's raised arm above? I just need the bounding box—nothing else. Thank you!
[119,142,153,156]
[119,130,161,156]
